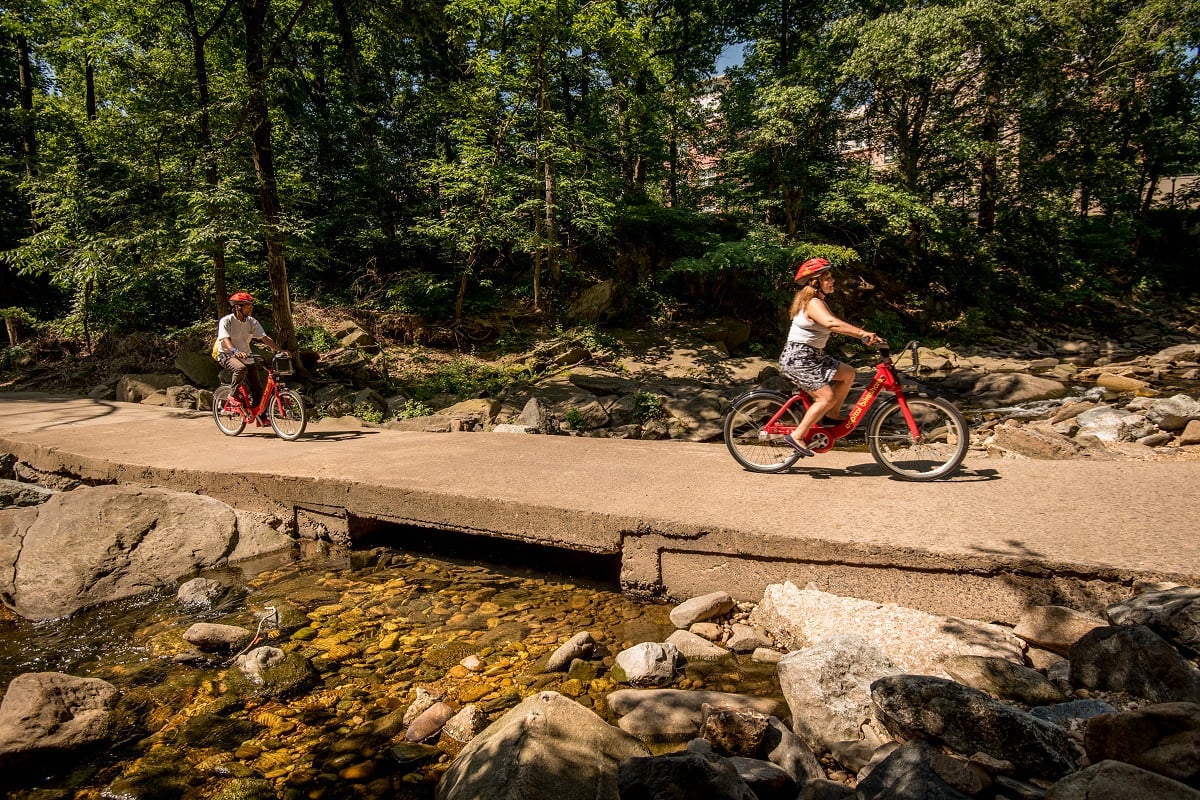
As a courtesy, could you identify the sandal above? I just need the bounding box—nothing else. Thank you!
[782,434,814,458]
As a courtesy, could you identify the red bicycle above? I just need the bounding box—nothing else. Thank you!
[213,353,307,441]
[723,341,969,481]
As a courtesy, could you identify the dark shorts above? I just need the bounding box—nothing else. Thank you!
[779,341,840,392]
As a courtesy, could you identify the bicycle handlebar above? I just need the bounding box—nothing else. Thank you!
[875,340,921,369]
[240,351,289,365]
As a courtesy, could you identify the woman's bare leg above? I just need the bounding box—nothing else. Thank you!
[794,384,834,441]
[825,362,856,420]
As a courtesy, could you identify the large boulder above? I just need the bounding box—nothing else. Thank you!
[854,739,973,800]
[1107,586,1200,655]
[870,674,1078,780]
[940,654,1068,706]
[935,371,1067,408]
[776,635,899,771]
[567,280,618,324]
[175,349,221,388]
[1143,394,1200,431]
[0,479,56,509]
[615,642,682,686]
[750,583,1026,679]
[670,591,736,628]
[1084,702,1200,786]
[988,422,1090,459]
[1076,407,1140,442]
[0,484,294,620]
[1045,760,1200,800]
[1069,625,1200,703]
[606,689,783,743]
[436,691,649,800]
[0,672,119,769]
[116,373,182,403]
[617,751,757,800]
[1013,605,1106,656]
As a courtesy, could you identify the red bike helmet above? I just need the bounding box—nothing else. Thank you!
[229,292,254,304]
[794,257,832,282]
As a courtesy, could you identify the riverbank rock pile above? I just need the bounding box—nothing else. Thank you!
[917,340,1200,460]
[93,321,1200,458]
[0,483,294,620]
[427,580,1200,800]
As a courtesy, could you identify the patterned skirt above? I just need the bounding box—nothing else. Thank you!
[779,341,841,392]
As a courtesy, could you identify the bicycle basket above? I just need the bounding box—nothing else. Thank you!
[274,354,294,375]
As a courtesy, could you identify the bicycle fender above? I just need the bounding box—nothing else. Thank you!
[729,388,791,406]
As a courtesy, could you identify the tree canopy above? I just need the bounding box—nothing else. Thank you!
[2,0,1197,345]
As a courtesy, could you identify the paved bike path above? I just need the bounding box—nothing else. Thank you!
[2,392,1198,621]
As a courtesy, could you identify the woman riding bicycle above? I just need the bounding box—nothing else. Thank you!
[779,258,882,457]
[217,292,286,410]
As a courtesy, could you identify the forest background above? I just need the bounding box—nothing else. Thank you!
[1,0,1198,361]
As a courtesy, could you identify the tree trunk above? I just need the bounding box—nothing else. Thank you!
[1132,167,1160,258]
[240,0,297,352]
[3,315,20,346]
[667,100,678,207]
[181,0,231,317]
[17,35,37,181]
[977,82,1000,234]
[780,0,790,68]
[537,53,559,288]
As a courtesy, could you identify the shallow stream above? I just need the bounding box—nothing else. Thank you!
[0,530,782,800]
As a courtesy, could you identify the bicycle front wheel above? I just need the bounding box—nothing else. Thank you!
[724,392,802,473]
[213,386,246,436]
[269,389,307,441]
[866,396,969,481]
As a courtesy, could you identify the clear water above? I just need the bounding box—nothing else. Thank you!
[0,535,781,800]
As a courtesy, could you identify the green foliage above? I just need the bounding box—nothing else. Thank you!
[384,273,458,317]
[860,310,909,348]
[355,406,385,425]
[628,284,682,326]
[665,228,860,316]
[0,344,30,370]
[562,407,588,431]
[0,306,41,343]
[493,328,535,355]
[394,399,435,420]
[633,391,666,424]
[401,355,526,400]
[555,324,618,355]
[296,325,339,353]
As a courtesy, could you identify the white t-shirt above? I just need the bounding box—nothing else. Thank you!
[217,313,267,354]
[786,304,831,349]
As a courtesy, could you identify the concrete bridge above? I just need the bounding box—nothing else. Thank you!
[2,393,1198,623]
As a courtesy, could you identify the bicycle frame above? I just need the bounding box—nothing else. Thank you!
[228,361,284,426]
[764,342,923,451]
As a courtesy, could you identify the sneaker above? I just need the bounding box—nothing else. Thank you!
[819,416,846,427]
[782,434,814,457]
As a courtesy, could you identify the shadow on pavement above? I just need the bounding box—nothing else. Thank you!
[780,463,1000,482]
[301,430,380,442]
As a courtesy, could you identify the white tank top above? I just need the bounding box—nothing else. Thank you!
[787,304,831,349]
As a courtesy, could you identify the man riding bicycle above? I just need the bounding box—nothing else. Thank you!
[216,292,287,411]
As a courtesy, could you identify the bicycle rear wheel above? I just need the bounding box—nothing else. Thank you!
[866,396,968,481]
[723,392,803,473]
[213,385,246,436]
[269,389,307,441]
